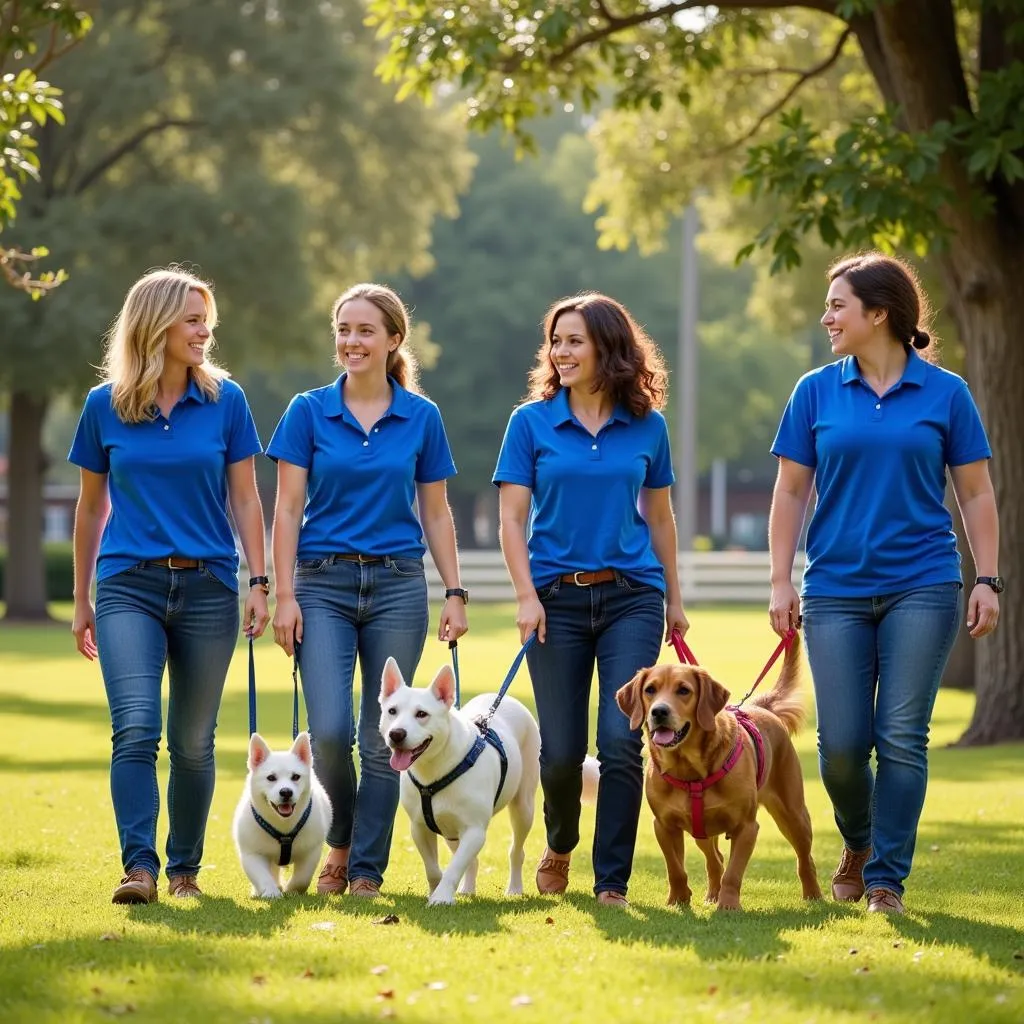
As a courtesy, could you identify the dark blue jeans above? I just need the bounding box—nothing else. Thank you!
[95,564,239,880]
[802,582,962,896]
[294,555,428,886]
[527,574,664,896]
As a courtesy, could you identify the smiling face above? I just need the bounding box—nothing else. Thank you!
[616,664,731,748]
[335,297,399,379]
[549,310,599,392]
[821,274,882,356]
[162,289,211,373]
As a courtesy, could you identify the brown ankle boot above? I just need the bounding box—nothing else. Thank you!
[536,851,570,894]
[112,868,157,905]
[168,874,201,898]
[831,846,871,902]
[866,887,905,914]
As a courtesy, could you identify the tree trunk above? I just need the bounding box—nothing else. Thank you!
[448,489,481,550]
[3,390,52,621]
[941,495,975,690]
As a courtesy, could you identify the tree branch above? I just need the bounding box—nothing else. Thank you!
[715,27,853,154]
[73,117,204,195]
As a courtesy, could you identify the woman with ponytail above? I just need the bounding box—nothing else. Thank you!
[268,283,467,898]
[768,252,1000,915]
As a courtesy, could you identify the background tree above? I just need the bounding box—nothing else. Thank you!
[370,0,1024,745]
[0,0,470,621]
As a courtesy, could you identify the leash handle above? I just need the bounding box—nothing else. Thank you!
[449,638,461,709]
[733,628,796,707]
[483,631,537,724]
[670,628,699,666]
[248,634,301,740]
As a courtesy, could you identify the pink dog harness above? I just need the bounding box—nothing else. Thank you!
[658,708,766,840]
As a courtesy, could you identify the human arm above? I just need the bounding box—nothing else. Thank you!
[768,457,815,636]
[639,485,688,641]
[71,468,110,660]
[271,460,307,657]
[950,459,1000,638]
[228,456,270,639]
[498,483,545,643]
[417,479,468,642]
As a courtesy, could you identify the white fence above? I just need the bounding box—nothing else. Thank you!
[425,550,806,604]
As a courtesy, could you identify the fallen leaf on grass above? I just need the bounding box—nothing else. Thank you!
[92,987,103,996]
[99,934,120,942]
[1012,951,1023,960]
[855,967,871,975]
[511,995,533,1007]
[380,1009,396,1020]
[376,990,395,1000]
[893,941,903,949]
[104,1005,136,1016]
[545,917,554,925]
[371,965,389,975]
[301,968,315,979]
[849,948,858,956]
[310,921,336,932]
[707,986,718,996]
[251,975,266,986]
[427,981,447,990]
[930,845,940,852]
[374,914,400,925]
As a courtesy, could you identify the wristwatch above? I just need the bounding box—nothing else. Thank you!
[445,587,469,604]
[249,575,271,595]
[976,576,1004,593]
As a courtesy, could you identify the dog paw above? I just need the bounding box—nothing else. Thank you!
[505,883,524,897]
[427,889,456,906]
[715,888,741,911]
[666,889,692,906]
[254,886,283,899]
[704,889,720,904]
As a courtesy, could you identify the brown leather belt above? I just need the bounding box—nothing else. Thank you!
[560,569,617,586]
[149,557,200,569]
[334,553,385,564]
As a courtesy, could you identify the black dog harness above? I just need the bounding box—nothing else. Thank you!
[409,727,508,839]
[250,801,313,866]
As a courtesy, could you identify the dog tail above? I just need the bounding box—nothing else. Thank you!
[581,755,600,805]
[749,631,806,734]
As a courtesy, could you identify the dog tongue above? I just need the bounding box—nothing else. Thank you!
[390,749,416,772]
[652,727,677,746]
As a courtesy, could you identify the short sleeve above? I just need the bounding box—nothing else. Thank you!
[415,402,457,483]
[266,394,315,468]
[771,376,817,468]
[492,406,535,488]
[224,381,263,464]
[945,379,991,466]
[644,412,675,488]
[68,388,110,474]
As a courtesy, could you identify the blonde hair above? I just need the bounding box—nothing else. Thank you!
[102,267,228,423]
[331,282,420,392]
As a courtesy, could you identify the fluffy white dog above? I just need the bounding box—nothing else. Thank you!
[233,731,332,899]
[379,657,542,905]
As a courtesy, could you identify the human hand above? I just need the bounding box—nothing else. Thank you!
[769,581,802,637]
[272,595,303,657]
[516,594,546,644]
[966,584,999,638]
[72,600,98,660]
[665,602,689,643]
[244,587,271,639]
[438,597,469,642]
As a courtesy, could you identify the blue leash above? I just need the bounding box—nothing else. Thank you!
[248,634,300,740]
[449,639,461,708]
[477,632,537,729]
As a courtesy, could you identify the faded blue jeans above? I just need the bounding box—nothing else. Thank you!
[294,555,429,887]
[527,574,664,897]
[802,582,962,896]
[95,563,239,881]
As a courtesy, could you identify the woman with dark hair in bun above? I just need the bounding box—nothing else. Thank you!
[768,252,1000,915]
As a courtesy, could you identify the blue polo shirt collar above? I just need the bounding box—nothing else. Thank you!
[550,387,633,427]
[840,350,927,389]
[322,374,413,424]
[182,377,209,404]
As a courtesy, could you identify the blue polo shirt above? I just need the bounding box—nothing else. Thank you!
[492,389,675,592]
[68,378,263,592]
[266,375,456,559]
[771,352,991,597]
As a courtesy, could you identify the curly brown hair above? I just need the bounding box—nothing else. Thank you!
[526,293,667,415]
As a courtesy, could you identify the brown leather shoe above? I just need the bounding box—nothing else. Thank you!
[536,851,570,894]
[348,877,381,898]
[168,874,201,898]
[112,868,157,905]
[831,846,871,902]
[596,890,629,908]
[317,863,349,895]
[866,888,905,914]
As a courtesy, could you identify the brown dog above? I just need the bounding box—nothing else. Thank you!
[615,633,822,911]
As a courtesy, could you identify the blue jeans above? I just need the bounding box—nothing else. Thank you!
[527,574,664,896]
[294,555,428,886]
[95,564,239,880]
[802,582,962,896]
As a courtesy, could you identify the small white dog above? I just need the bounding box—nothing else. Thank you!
[233,731,332,899]
[379,657,541,905]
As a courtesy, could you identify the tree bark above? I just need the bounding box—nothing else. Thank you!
[3,390,52,621]
[448,489,481,551]
[942,496,975,690]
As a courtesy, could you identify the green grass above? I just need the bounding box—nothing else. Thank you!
[1,604,1021,1024]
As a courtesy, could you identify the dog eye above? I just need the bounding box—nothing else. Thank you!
[291,773,301,782]
[415,710,428,719]
[644,685,656,695]
[676,686,690,697]
[387,707,396,716]
[266,774,277,782]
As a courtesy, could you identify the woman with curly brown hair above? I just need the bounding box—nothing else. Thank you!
[493,292,688,906]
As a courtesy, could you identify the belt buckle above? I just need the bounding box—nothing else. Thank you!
[573,571,591,587]
[166,556,175,570]
[358,553,374,564]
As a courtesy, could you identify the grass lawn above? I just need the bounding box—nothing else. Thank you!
[0,603,1021,1024]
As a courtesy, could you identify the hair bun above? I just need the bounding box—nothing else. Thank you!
[911,329,930,349]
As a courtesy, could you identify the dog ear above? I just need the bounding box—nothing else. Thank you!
[290,731,313,766]
[694,670,731,732]
[430,664,457,708]
[615,668,649,732]
[380,657,405,703]
[248,732,271,770]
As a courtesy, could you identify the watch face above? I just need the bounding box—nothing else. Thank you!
[992,576,1005,592]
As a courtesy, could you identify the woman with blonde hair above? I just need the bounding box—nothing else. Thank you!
[269,282,467,898]
[69,266,269,904]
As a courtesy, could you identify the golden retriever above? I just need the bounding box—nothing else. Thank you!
[615,633,822,911]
